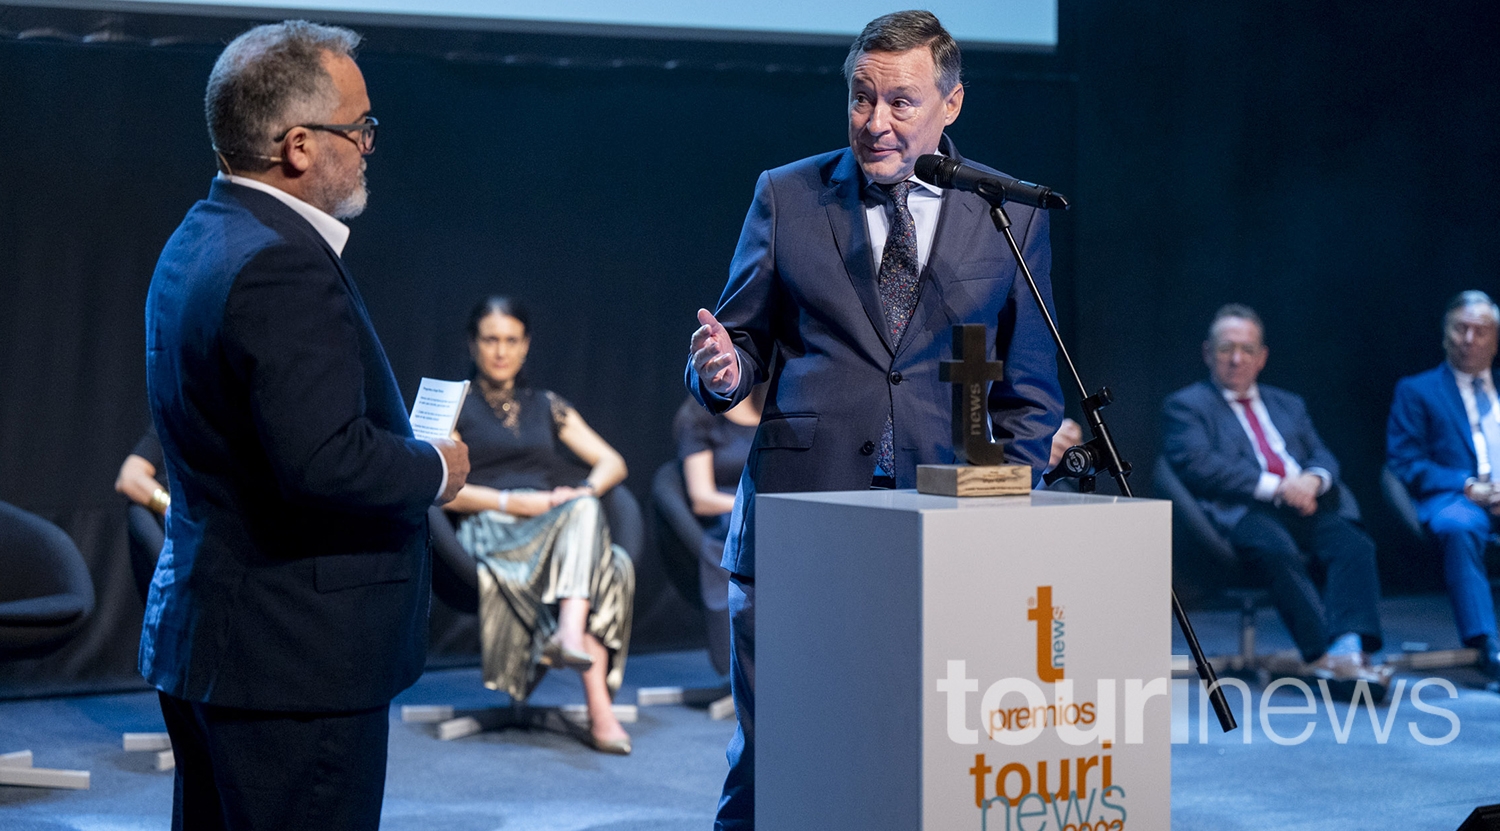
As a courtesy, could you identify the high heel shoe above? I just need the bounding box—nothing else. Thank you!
[587,733,632,756]
[540,637,594,670]
[561,716,632,755]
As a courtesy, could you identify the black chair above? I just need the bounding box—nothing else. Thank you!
[1381,465,1427,550]
[1151,458,1275,676]
[650,459,733,680]
[0,501,95,789]
[423,487,643,742]
[650,461,714,608]
[0,501,95,659]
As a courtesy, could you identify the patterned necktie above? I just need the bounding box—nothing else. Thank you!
[876,180,919,477]
[1235,397,1287,478]
[1471,376,1500,477]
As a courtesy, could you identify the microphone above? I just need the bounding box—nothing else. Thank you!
[914,155,1069,210]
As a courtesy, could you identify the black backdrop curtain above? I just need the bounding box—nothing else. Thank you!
[5,1,1499,699]
[0,4,1076,697]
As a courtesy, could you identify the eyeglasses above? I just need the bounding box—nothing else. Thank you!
[273,115,378,155]
[1212,342,1263,357]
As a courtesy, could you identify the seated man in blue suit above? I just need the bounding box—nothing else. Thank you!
[1164,304,1390,688]
[143,21,468,830]
[1388,290,1500,684]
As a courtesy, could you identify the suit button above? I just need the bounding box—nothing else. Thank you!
[860,441,876,456]
[889,371,903,385]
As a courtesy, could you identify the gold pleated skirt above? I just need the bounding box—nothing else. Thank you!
[456,495,634,701]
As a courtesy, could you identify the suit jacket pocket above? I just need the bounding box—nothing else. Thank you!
[753,414,818,450]
[951,257,1009,282]
[314,550,412,593]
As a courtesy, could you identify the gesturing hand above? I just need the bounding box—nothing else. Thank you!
[690,308,740,395]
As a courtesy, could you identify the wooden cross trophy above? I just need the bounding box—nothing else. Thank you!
[915,324,1032,496]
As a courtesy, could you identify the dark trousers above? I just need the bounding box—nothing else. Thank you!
[158,692,391,831]
[716,574,755,830]
[1426,498,1499,643]
[1228,503,1383,661]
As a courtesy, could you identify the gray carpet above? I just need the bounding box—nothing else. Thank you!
[1171,595,1500,830]
[3,595,1499,830]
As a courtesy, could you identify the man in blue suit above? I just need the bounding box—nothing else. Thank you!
[143,21,468,830]
[685,11,1062,828]
[1388,290,1500,683]
[1163,305,1389,687]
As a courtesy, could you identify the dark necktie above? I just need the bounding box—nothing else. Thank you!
[1235,397,1287,478]
[876,181,919,477]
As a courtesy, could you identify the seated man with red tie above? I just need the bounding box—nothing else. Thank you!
[1388,290,1500,685]
[1164,304,1391,690]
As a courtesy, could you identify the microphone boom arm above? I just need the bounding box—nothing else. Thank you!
[987,200,1240,735]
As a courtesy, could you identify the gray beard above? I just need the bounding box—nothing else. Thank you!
[309,167,368,220]
[330,175,368,219]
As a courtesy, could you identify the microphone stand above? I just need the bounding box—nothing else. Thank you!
[986,199,1239,734]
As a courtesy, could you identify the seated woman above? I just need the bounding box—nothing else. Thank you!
[444,296,634,754]
[115,426,170,600]
[672,385,763,676]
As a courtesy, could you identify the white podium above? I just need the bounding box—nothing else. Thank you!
[757,489,1172,830]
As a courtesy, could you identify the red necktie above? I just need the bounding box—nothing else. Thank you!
[1236,397,1286,477]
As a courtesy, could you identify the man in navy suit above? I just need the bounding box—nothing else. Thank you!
[143,21,468,830]
[1388,290,1500,683]
[686,11,1062,828]
[1163,304,1389,687]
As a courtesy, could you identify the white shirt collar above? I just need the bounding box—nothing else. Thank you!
[218,173,350,256]
[906,144,949,196]
[904,174,944,198]
[861,150,947,200]
[1219,382,1260,403]
[1449,364,1494,389]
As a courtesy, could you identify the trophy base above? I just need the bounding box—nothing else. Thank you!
[915,464,1031,497]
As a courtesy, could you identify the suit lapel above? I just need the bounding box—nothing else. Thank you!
[824,150,894,356]
[899,187,977,361]
[1258,387,1308,464]
[1439,364,1479,462]
[896,134,984,362]
[1208,383,1259,464]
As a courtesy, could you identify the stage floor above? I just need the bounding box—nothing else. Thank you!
[2,594,1497,830]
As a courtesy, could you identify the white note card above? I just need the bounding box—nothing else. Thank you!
[409,377,469,442]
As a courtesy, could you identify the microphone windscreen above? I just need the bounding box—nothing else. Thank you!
[914,154,946,186]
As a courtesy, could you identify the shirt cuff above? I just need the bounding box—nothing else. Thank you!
[700,350,744,406]
[1304,467,1333,496]
[424,439,449,503]
[1254,471,1283,502]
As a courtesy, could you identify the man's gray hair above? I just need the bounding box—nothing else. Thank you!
[1208,302,1265,342]
[1444,289,1500,328]
[842,10,962,95]
[206,20,361,169]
